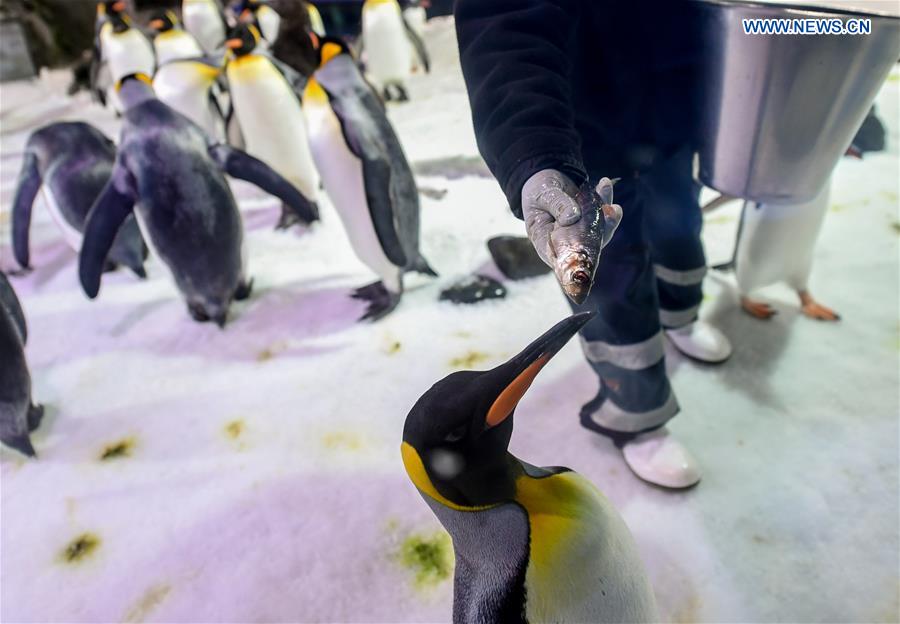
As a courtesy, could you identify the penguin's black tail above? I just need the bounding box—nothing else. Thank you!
[410,255,438,278]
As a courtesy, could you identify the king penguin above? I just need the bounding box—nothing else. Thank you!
[90,0,156,112]
[0,272,44,458]
[149,10,204,64]
[225,24,320,229]
[78,73,317,326]
[402,312,659,623]
[182,0,229,55]
[11,121,147,278]
[361,0,420,101]
[303,36,437,320]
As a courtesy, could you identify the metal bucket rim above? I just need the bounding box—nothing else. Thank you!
[691,0,900,21]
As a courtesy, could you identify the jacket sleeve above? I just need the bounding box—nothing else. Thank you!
[455,0,586,217]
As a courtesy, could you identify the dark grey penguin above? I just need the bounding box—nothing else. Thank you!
[79,73,318,326]
[11,121,147,277]
[0,272,43,458]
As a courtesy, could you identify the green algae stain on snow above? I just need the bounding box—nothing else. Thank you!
[396,531,454,589]
[123,583,172,623]
[99,437,136,461]
[60,533,101,564]
[449,350,491,369]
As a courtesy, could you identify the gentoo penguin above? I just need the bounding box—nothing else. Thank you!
[182,0,229,55]
[153,58,227,142]
[233,0,281,43]
[307,1,326,36]
[0,272,44,458]
[303,37,437,320]
[225,24,320,229]
[361,0,413,101]
[149,11,204,64]
[79,73,317,326]
[11,122,147,278]
[402,313,659,623]
[90,1,156,111]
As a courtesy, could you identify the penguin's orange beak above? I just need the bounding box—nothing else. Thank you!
[225,38,243,49]
[484,312,595,428]
[112,1,126,11]
[149,19,164,30]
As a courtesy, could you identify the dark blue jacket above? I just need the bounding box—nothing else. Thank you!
[455,0,706,216]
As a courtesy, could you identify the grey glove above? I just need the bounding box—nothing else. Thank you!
[521,170,622,303]
[522,169,582,268]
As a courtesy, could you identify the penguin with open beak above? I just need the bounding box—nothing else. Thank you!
[402,312,659,623]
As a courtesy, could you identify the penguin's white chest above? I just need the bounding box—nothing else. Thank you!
[362,2,411,85]
[153,62,223,140]
[101,27,155,83]
[518,472,659,623]
[182,2,224,54]
[154,30,203,65]
[735,181,831,294]
[227,56,319,198]
[39,186,83,252]
[304,96,400,292]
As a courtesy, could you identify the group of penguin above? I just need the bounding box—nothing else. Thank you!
[13,0,437,326]
[8,4,885,623]
[5,6,664,615]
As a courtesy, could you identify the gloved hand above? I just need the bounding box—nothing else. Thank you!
[522,169,582,268]
[521,170,622,302]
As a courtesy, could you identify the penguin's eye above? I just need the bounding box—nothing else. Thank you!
[443,425,467,443]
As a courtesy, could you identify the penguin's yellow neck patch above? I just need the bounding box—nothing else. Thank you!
[320,43,343,66]
[303,78,329,104]
[115,73,153,91]
[401,442,490,512]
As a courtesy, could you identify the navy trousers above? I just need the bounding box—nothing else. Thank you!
[568,149,706,444]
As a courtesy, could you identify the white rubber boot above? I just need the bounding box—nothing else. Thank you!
[665,320,732,363]
[621,427,702,489]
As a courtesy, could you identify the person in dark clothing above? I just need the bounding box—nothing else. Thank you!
[455,0,733,488]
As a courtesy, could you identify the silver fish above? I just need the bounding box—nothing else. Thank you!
[551,178,621,305]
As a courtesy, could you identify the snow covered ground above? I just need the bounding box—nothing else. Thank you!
[1,17,898,624]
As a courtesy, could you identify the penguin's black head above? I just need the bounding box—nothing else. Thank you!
[309,34,351,68]
[102,0,130,30]
[149,11,177,33]
[225,23,261,56]
[402,312,594,508]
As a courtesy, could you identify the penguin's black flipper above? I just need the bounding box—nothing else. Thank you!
[11,152,41,270]
[79,166,137,299]
[352,280,401,322]
[0,272,28,345]
[1,433,36,458]
[208,144,319,223]
[402,17,430,74]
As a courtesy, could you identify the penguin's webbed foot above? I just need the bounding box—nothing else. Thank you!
[395,85,410,102]
[352,281,401,322]
[740,296,776,320]
[28,403,44,432]
[234,278,254,301]
[799,291,840,322]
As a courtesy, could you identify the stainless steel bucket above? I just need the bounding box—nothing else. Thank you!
[696,0,900,203]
